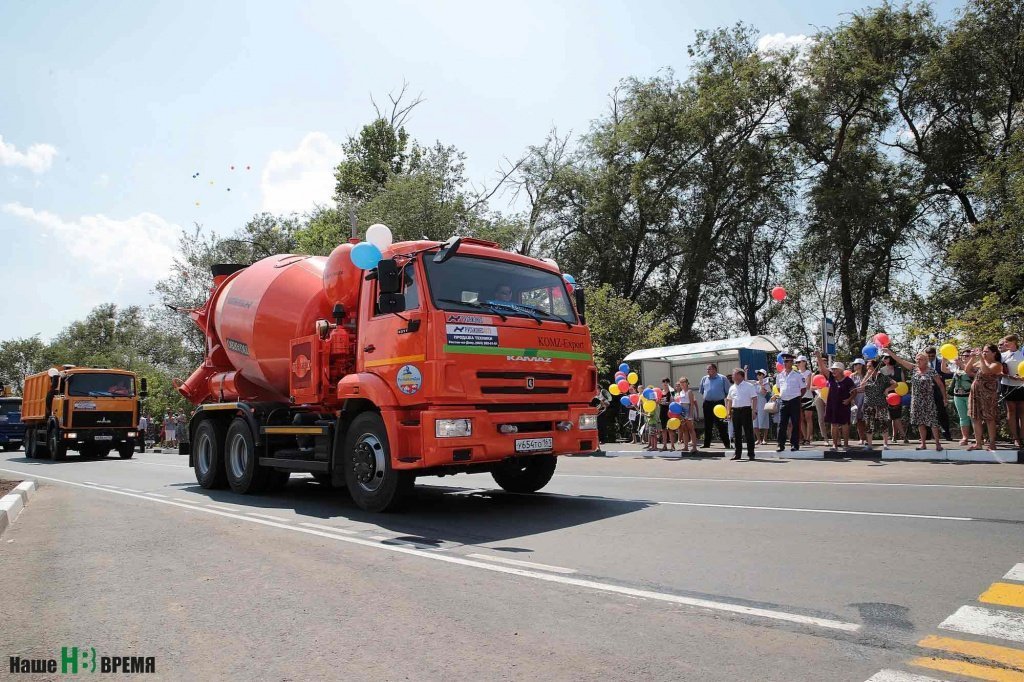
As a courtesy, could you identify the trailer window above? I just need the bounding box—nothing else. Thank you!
[67,374,135,397]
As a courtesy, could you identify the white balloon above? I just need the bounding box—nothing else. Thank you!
[366,223,393,250]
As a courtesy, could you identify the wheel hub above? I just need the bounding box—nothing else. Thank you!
[352,434,385,492]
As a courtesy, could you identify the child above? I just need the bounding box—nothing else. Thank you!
[645,408,661,451]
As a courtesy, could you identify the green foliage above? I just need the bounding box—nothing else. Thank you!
[585,284,672,377]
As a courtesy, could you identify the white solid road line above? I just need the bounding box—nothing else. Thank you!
[246,512,290,521]
[132,461,188,469]
[172,498,202,505]
[865,670,945,682]
[558,474,1024,491]
[0,467,861,634]
[467,553,577,574]
[1005,563,1024,582]
[118,487,142,493]
[205,504,239,512]
[939,605,1024,643]
[144,492,168,498]
[298,522,356,534]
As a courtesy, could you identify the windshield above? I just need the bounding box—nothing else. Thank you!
[68,374,135,397]
[423,255,577,323]
[0,399,20,415]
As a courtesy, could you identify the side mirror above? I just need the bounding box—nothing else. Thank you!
[139,377,148,398]
[574,286,586,325]
[376,259,403,294]
[433,236,461,263]
[377,293,407,315]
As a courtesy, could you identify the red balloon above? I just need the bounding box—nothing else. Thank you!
[843,369,852,377]
[886,392,901,406]
[617,379,630,393]
[776,362,784,372]
[771,286,787,302]
[653,388,663,401]
[874,333,890,348]
[629,393,641,406]
[812,374,827,389]
[614,372,626,380]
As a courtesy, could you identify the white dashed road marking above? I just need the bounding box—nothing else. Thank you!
[865,670,946,682]
[1005,563,1024,582]
[939,605,1024,643]
[467,553,577,574]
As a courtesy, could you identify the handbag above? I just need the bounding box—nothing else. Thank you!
[764,398,780,414]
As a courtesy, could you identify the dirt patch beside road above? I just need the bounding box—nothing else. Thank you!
[0,478,21,497]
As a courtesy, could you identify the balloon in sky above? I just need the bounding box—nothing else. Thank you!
[873,333,890,348]
[862,344,879,360]
[563,274,576,285]
[770,286,787,302]
[366,223,393,250]
[939,344,958,361]
[350,242,383,270]
[618,363,630,374]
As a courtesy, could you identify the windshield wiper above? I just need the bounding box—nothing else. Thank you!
[88,391,114,397]
[485,301,573,328]
[515,303,574,329]
[437,298,508,321]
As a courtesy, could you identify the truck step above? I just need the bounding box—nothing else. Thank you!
[261,425,331,436]
[259,457,328,472]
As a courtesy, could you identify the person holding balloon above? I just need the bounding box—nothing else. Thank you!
[965,344,1004,451]
[999,334,1024,448]
[855,358,897,449]
[950,349,975,446]
[879,353,910,444]
[816,352,856,450]
[884,349,948,451]
[924,346,954,441]
[673,377,699,454]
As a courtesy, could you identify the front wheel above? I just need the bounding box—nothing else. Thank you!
[491,454,557,493]
[118,441,135,459]
[193,419,228,489]
[343,412,413,512]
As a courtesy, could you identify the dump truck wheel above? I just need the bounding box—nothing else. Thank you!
[225,417,269,494]
[24,431,35,458]
[491,454,557,493]
[33,428,49,458]
[118,442,134,459]
[48,426,67,461]
[193,419,228,489]
[343,412,413,512]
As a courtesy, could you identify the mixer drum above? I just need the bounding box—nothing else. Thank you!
[213,255,332,400]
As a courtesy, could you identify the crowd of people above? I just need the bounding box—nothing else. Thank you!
[136,411,190,449]
[604,334,1024,459]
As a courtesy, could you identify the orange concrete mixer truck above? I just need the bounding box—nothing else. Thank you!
[178,230,598,511]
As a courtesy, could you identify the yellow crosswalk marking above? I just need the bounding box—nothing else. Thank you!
[919,635,1024,672]
[911,656,1024,681]
[981,583,1024,609]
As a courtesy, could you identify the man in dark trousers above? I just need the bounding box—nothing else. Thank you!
[700,363,731,449]
[776,351,807,452]
[925,347,953,441]
[727,368,759,459]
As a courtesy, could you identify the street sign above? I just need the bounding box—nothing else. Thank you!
[820,318,836,356]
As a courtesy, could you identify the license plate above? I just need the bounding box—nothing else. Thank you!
[94,435,113,441]
[515,437,553,453]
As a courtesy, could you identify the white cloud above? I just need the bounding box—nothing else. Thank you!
[757,33,814,55]
[260,132,343,214]
[2,202,180,295]
[0,134,57,174]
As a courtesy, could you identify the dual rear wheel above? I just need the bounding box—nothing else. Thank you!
[193,418,288,494]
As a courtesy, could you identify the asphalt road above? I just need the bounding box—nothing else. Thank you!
[2,447,1023,681]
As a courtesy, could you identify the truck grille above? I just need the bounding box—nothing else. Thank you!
[72,412,134,428]
[475,371,571,396]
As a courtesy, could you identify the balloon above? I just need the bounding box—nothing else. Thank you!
[771,286,787,302]
[776,362,784,372]
[776,352,785,365]
[886,392,901,406]
[619,363,630,373]
[620,396,631,407]
[365,223,393,250]
[669,402,683,415]
[617,379,630,393]
[811,374,827,389]
[642,388,655,400]
[653,388,663,401]
[819,387,829,401]
[350,242,383,270]
[772,385,780,395]
[643,399,657,414]
[940,343,958,361]
[862,344,879,360]
[609,384,621,396]
[843,370,852,378]
[895,381,909,396]
[901,393,912,406]
[713,404,727,419]
[627,372,639,385]
[874,333,890,348]
[1017,360,1024,378]
[629,393,641,406]
[614,372,626,380]
[667,418,681,430]
[562,273,576,285]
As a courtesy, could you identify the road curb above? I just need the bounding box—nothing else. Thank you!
[0,480,38,538]
[601,448,1023,463]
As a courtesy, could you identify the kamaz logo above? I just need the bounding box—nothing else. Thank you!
[506,356,552,363]
[97,417,111,424]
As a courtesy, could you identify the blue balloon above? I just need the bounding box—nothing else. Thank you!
[620,396,631,408]
[776,352,785,365]
[901,394,912,406]
[563,273,576,285]
[351,242,383,270]
[618,363,630,373]
[669,402,683,415]
[642,388,655,400]
[862,344,879,360]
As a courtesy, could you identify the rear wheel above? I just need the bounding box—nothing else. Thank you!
[2,443,17,452]
[33,428,49,458]
[118,441,134,459]
[491,454,557,493]
[225,418,269,494]
[343,412,413,512]
[48,426,67,461]
[25,431,35,458]
[193,419,228,489]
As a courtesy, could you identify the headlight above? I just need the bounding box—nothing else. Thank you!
[435,418,472,438]
[127,431,137,437]
[578,414,598,430]
[65,432,78,439]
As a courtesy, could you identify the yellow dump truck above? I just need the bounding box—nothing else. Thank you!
[22,365,146,460]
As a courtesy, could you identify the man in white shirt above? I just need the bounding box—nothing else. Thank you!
[775,351,808,452]
[727,368,760,460]
[1001,334,1024,447]
[137,414,149,453]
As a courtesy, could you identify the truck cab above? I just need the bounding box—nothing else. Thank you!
[0,396,24,452]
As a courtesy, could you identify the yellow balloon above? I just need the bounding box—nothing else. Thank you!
[895,381,909,396]
[940,343,957,361]
[666,417,681,430]
[609,384,620,396]
[713,404,727,419]
[772,385,780,395]
[819,387,829,401]
[627,372,639,385]
[643,399,657,413]
[1016,360,1024,378]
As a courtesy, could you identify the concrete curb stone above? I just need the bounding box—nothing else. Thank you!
[0,480,38,538]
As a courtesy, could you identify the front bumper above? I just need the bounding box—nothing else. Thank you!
[0,431,24,444]
[64,428,136,445]
[389,405,599,469]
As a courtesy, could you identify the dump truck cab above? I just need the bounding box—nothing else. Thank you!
[0,394,24,452]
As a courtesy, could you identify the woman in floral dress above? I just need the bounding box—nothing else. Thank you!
[856,359,896,449]
[967,344,1003,451]
[886,349,947,451]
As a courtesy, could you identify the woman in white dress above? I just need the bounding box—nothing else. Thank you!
[753,369,771,445]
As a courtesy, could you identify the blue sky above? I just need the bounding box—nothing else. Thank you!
[1,0,961,340]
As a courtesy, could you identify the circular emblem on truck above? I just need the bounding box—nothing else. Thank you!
[292,354,312,379]
[396,365,422,395]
